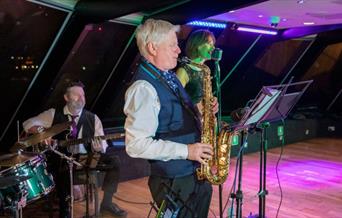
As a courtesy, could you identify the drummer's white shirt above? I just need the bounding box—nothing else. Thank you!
[22,106,108,154]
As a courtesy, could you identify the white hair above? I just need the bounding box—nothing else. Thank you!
[135,19,180,58]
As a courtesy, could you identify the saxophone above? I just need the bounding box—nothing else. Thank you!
[193,62,235,185]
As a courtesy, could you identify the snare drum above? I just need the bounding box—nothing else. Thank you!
[0,152,54,203]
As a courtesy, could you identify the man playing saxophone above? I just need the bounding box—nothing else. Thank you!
[124,19,218,217]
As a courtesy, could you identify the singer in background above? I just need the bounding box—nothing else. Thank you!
[177,30,247,122]
[176,29,217,113]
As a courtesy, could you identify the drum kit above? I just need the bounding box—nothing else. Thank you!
[0,121,81,218]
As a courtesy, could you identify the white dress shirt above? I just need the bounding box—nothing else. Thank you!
[124,80,188,161]
[23,106,108,154]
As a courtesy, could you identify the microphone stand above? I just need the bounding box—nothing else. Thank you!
[215,60,222,130]
[230,129,248,218]
[47,144,82,218]
[256,122,270,218]
[213,48,223,218]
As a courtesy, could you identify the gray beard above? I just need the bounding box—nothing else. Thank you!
[67,101,84,113]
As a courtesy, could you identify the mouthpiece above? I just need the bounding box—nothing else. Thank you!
[178,56,192,64]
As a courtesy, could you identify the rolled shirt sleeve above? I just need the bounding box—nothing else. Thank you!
[23,108,55,132]
[94,114,108,153]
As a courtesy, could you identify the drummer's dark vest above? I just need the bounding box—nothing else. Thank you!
[52,107,95,152]
[131,59,201,178]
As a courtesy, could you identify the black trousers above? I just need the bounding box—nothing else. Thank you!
[47,152,120,218]
[148,174,212,218]
[97,153,120,196]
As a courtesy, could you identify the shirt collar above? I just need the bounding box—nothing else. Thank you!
[63,105,82,117]
[141,56,171,75]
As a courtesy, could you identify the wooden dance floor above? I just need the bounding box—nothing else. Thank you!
[95,138,342,218]
[16,138,342,217]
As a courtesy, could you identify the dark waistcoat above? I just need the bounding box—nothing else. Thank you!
[131,59,201,178]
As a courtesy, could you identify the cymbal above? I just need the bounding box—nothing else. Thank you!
[0,175,32,188]
[13,121,72,150]
[0,152,36,167]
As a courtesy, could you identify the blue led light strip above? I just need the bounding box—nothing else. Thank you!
[237,26,277,35]
[187,21,227,29]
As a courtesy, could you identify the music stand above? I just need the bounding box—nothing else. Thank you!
[229,80,313,218]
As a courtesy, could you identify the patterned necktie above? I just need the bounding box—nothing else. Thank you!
[143,64,201,131]
[160,71,179,93]
[70,115,78,139]
[161,71,202,130]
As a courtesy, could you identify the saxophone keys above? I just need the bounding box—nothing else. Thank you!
[218,171,226,177]
[220,143,228,153]
[219,157,227,165]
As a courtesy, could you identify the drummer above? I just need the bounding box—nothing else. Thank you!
[22,81,127,218]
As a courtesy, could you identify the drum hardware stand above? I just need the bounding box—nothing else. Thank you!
[83,153,99,218]
[9,193,26,218]
[47,144,82,218]
[83,166,94,218]
[16,120,20,143]
[11,206,22,218]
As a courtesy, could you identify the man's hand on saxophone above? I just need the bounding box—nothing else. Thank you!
[187,143,213,165]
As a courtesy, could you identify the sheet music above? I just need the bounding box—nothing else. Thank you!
[245,88,281,126]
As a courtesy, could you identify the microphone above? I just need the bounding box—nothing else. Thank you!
[211,48,223,62]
